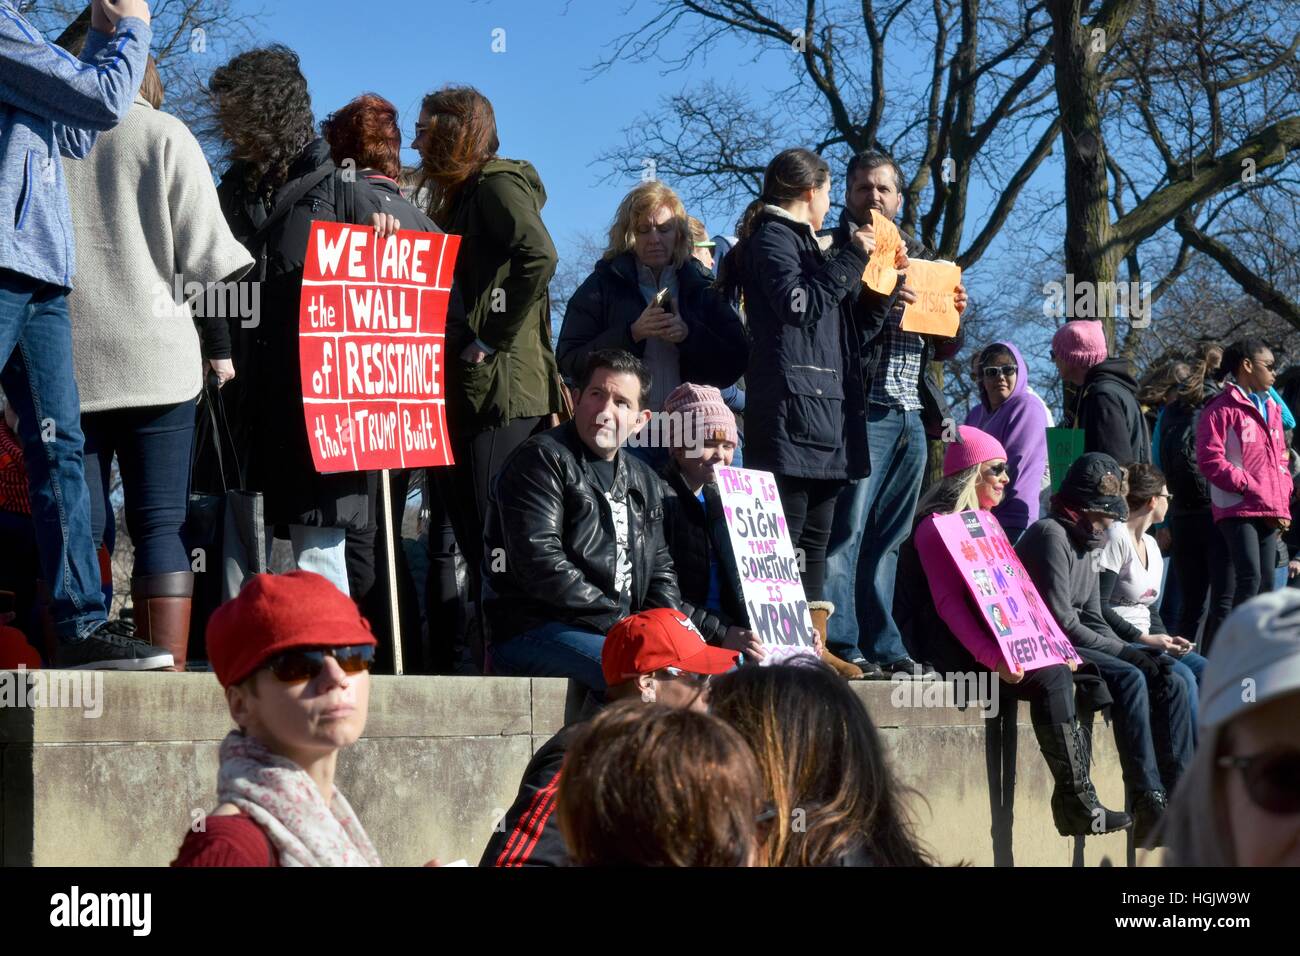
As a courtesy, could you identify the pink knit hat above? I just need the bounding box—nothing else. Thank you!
[663,383,739,447]
[943,425,1008,477]
[1051,320,1108,370]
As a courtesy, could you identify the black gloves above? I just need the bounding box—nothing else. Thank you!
[1118,644,1178,699]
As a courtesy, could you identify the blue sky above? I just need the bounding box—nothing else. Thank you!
[226,0,1037,279]
[229,0,759,268]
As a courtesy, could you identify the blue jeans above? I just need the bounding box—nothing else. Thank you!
[824,404,926,663]
[83,400,196,578]
[489,620,607,692]
[0,271,106,641]
[268,525,350,594]
[1075,645,1194,795]
[1172,650,1207,746]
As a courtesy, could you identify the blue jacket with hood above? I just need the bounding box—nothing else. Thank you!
[0,2,151,289]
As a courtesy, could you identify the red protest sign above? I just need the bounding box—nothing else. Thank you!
[299,221,460,473]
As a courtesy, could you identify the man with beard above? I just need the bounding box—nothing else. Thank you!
[822,150,968,679]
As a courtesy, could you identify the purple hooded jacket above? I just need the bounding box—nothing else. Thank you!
[964,341,1048,532]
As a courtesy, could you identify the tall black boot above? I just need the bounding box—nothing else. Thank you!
[1033,720,1132,836]
[1132,790,1169,848]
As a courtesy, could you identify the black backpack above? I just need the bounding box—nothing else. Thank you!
[1160,397,1211,511]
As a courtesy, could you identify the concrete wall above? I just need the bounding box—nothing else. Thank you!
[0,672,1138,866]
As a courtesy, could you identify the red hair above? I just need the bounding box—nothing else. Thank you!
[322,93,402,179]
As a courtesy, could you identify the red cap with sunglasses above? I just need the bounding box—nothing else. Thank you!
[207,571,378,688]
[601,608,739,687]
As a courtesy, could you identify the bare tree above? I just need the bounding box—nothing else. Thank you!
[593,0,1063,267]
[1046,0,1300,346]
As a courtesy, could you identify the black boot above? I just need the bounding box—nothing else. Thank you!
[1033,720,1132,836]
[1132,790,1168,848]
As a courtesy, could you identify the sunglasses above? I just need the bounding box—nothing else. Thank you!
[263,644,375,684]
[982,365,1017,380]
[659,665,711,688]
[1219,748,1300,814]
[984,463,1008,477]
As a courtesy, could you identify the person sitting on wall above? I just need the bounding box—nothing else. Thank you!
[1017,453,1194,848]
[894,426,1130,837]
[482,349,682,692]
[173,572,383,867]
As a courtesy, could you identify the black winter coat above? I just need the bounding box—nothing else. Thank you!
[1069,358,1152,466]
[215,139,387,530]
[557,252,748,393]
[479,726,572,867]
[738,208,872,481]
[1158,384,1219,517]
[828,212,964,438]
[658,461,748,642]
[482,420,681,641]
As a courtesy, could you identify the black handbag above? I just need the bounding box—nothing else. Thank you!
[183,374,267,664]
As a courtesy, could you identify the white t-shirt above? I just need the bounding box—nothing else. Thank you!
[1099,524,1163,632]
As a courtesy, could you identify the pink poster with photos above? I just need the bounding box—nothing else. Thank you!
[929,510,1081,671]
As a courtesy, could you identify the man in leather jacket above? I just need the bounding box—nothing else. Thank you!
[483,349,682,691]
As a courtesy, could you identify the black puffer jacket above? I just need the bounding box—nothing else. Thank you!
[556,251,748,392]
[482,420,681,641]
[828,211,964,437]
[658,461,748,643]
[1069,358,1152,466]
[215,139,381,530]
[738,207,872,481]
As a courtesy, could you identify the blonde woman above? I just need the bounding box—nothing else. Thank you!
[1161,590,1300,865]
[558,182,747,414]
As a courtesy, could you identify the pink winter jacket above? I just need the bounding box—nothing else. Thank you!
[1195,384,1291,522]
[915,515,1005,671]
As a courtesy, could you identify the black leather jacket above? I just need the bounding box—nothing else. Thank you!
[482,420,681,641]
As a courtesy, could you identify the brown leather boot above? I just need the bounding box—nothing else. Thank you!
[131,571,194,672]
[808,600,863,679]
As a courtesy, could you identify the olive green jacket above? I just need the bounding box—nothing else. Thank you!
[443,158,564,430]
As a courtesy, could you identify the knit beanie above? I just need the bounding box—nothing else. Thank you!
[943,425,1008,477]
[1051,320,1109,371]
[662,383,739,447]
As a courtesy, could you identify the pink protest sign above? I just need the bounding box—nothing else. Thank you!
[715,466,815,660]
[929,510,1081,671]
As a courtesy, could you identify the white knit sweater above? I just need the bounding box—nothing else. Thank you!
[64,97,254,413]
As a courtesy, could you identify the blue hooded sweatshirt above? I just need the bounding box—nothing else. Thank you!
[0,2,152,289]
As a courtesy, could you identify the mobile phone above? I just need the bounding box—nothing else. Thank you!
[652,288,675,314]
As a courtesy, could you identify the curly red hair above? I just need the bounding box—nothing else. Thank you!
[322,93,402,179]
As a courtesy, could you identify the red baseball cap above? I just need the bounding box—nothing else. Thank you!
[601,608,739,687]
[206,571,378,688]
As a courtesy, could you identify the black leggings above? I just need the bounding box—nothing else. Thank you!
[773,474,841,601]
[1001,662,1076,726]
[1205,517,1279,656]
[1169,512,1234,645]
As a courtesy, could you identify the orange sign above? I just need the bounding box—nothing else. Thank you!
[861,209,904,294]
[900,258,961,337]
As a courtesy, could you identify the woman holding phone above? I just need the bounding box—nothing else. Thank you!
[558,182,748,421]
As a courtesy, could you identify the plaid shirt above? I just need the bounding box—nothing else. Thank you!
[868,299,925,411]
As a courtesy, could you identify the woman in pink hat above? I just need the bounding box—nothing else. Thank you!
[893,426,1131,837]
[173,572,383,867]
